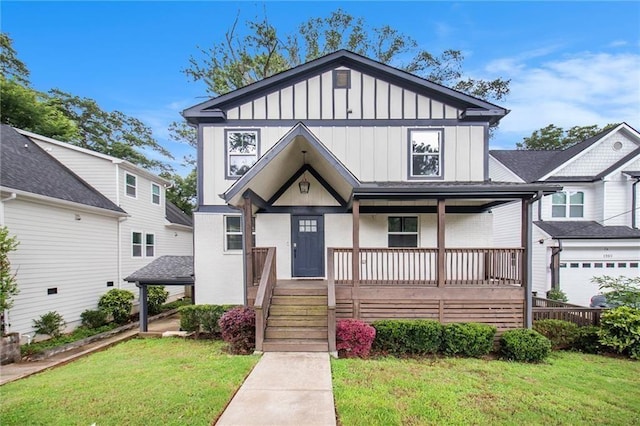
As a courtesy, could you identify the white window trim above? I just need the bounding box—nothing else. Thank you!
[132,231,143,258]
[223,215,256,252]
[387,216,419,248]
[225,129,260,179]
[551,191,584,218]
[408,128,443,180]
[145,233,155,258]
[125,172,138,199]
[151,183,161,205]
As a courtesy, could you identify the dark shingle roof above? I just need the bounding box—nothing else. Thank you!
[490,125,623,182]
[124,255,194,284]
[355,180,561,198]
[535,221,640,239]
[0,125,125,214]
[165,201,193,227]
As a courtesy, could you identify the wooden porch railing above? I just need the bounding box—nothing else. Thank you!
[251,247,270,286]
[327,248,337,354]
[331,247,523,286]
[532,297,603,326]
[254,247,277,352]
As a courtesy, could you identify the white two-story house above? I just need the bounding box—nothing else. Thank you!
[183,50,559,352]
[490,123,640,306]
[1,125,193,336]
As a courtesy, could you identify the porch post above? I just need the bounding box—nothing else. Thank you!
[521,198,532,328]
[437,199,446,287]
[243,194,254,298]
[138,283,148,333]
[352,198,360,319]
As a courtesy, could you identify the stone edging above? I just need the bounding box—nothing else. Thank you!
[26,309,179,361]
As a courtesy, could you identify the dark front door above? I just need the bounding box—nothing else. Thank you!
[292,215,324,277]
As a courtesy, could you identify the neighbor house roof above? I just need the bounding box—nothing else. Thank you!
[183,49,508,125]
[124,255,194,284]
[535,221,640,239]
[165,201,193,227]
[0,125,126,214]
[490,124,630,183]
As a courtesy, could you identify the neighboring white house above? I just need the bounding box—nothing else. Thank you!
[183,50,558,333]
[0,125,193,336]
[490,123,640,306]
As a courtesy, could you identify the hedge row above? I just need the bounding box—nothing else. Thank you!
[178,304,238,336]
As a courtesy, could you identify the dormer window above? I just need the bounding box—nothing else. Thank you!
[333,70,351,89]
[226,129,259,179]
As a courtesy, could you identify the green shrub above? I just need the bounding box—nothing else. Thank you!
[592,276,640,308]
[372,319,443,355]
[573,326,602,354]
[80,309,108,329]
[441,323,496,357]
[499,329,552,363]
[33,311,66,338]
[219,306,256,354]
[336,319,376,358]
[147,286,169,315]
[161,297,192,311]
[546,288,568,302]
[533,319,578,350]
[178,304,236,337]
[598,306,640,359]
[21,324,117,357]
[98,289,135,324]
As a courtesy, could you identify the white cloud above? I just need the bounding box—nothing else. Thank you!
[488,51,640,147]
[608,40,628,48]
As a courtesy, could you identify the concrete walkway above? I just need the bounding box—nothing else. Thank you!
[0,315,180,385]
[216,352,336,426]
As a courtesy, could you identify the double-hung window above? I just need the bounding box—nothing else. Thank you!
[226,130,259,178]
[132,232,143,257]
[388,216,418,247]
[145,234,155,257]
[552,191,584,218]
[151,183,160,205]
[132,232,155,257]
[408,129,442,178]
[125,173,137,198]
[224,216,256,251]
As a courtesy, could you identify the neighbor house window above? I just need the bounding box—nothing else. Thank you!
[125,173,137,198]
[151,183,160,205]
[224,216,256,251]
[388,216,418,247]
[408,129,442,178]
[226,130,259,178]
[132,232,142,257]
[551,191,584,218]
[145,234,155,257]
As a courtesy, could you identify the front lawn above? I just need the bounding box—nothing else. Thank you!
[1,338,258,426]
[332,352,640,425]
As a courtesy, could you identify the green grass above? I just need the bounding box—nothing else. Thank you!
[332,352,640,425]
[1,338,258,426]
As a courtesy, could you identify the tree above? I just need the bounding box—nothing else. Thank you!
[0,226,19,335]
[517,123,619,150]
[0,33,29,84]
[162,169,197,216]
[0,77,78,140]
[184,9,510,101]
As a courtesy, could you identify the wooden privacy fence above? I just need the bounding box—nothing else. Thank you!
[331,247,523,286]
[532,297,603,326]
[254,247,277,352]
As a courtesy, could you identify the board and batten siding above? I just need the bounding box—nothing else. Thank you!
[4,199,119,335]
[31,139,118,202]
[225,67,462,122]
[201,124,486,205]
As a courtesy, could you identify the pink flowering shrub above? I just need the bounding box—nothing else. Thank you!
[336,319,376,358]
[218,306,256,354]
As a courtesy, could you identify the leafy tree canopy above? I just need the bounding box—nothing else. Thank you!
[161,169,197,216]
[0,33,29,84]
[516,123,619,151]
[184,8,510,102]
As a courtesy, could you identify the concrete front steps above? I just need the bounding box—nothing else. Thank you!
[262,281,329,352]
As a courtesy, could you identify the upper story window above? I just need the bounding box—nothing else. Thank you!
[151,183,161,205]
[333,70,351,89]
[226,129,259,179]
[408,129,442,179]
[125,173,137,198]
[132,232,142,257]
[224,216,255,251]
[552,191,584,218]
[388,216,418,247]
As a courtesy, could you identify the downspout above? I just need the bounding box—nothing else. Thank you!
[526,191,544,328]
[115,163,122,289]
[632,178,640,229]
[550,239,563,291]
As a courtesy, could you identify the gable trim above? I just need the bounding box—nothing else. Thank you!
[267,164,348,207]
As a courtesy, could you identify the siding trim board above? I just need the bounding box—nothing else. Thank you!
[202,119,474,127]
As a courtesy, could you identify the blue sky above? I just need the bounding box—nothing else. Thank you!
[2,1,639,175]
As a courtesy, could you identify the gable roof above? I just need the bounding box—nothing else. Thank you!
[183,50,508,125]
[0,125,126,214]
[490,123,638,182]
[535,221,640,239]
[165,201,193,227]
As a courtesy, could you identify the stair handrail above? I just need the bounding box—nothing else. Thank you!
[254,247,277,352]
[327,248,337,354]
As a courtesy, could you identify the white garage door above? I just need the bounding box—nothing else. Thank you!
[560,260,640,307]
